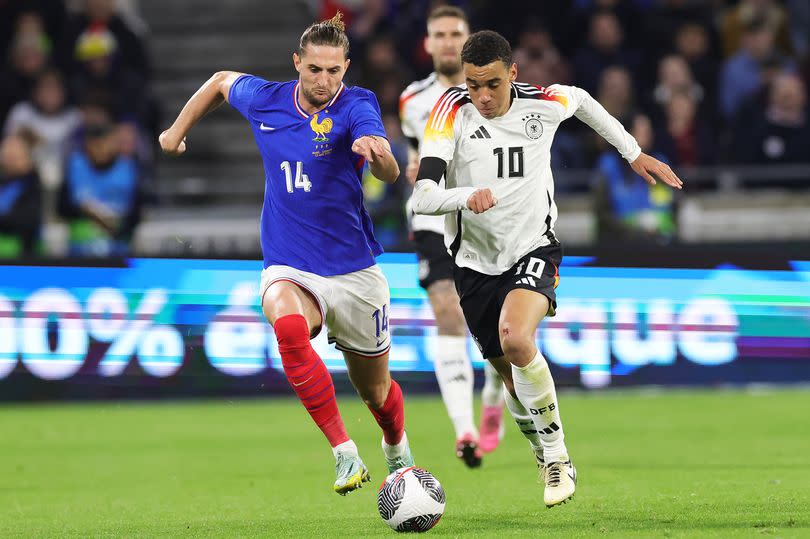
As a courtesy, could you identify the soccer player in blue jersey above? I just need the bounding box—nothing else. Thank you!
[159,13,413,495]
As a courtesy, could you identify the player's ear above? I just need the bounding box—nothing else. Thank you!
[509,63,517,82]
[344,58,350,72]
[293,51,302,73]
[423,35,431,55]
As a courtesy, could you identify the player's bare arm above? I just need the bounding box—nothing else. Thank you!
[351,134,400,183]
[630,153,683,189]
[159,71,244,155]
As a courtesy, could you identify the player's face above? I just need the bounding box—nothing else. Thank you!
[464,61,517,119]
[294,45,350,108]
[425,17,468,77]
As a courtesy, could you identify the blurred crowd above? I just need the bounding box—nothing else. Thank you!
[326,0,810,246]
[0,0,153,257]
[1,0,808,257]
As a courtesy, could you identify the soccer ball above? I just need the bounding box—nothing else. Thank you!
[377,466,446,533]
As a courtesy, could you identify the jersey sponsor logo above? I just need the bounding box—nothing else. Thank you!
[469,126,492,139]
[259,123,276,131]
[523,113,544,140]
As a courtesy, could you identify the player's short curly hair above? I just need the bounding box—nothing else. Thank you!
[427,5,468,25]
[461,30,512,68]
[299,12,349,58]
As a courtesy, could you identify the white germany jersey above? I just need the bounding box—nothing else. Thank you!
[420,82,641,275]
[400,73,452,235]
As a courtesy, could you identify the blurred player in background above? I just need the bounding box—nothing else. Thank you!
[412,30,682,507]
[399,5,505,469]
[160,14,413,496]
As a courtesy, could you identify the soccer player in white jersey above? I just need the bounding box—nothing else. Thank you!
[412,31,682,507]
[399,6,505,468]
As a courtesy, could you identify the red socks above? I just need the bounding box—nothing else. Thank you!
[274,314,349,448]
[275,314,405,448]
[368,379,405,445]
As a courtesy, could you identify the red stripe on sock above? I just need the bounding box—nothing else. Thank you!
[368,379,405,445]
[275,314,349,447]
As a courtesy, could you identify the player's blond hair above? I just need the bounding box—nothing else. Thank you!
[299,12,349,58]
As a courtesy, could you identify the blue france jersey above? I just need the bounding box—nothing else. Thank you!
[229,75,387,275]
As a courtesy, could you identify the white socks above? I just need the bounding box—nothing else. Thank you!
[433,335,476,439]
[503,385,544,462]
[332,439,358,458]
[382,431,409,459]
[481,362,505,408]
[511,351,568,464]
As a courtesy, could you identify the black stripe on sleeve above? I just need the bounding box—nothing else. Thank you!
[416,156,447,184]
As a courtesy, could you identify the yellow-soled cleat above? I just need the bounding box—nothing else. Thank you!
[333,453,370,495]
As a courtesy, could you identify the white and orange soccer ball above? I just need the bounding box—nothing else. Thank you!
[377,466,446,533]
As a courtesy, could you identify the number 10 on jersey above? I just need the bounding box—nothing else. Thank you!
[280,161,312,193]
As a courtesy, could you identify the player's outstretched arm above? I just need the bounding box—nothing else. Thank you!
[411,157,494,215]
[352,135,400,183]
[630,153,683,189]
[564,85,683,190]
[159,71,244,156]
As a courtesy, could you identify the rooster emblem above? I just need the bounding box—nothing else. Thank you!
[310,113,333,142]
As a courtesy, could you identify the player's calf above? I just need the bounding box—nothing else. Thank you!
[366,378,405,446]
[276,314,350,448]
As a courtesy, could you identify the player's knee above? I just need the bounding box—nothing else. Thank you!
[434,307,466,335]
[501,377,517,399]
[274,314,311,360]
[360,383,389,410]
[499,329,535,364]
[429,282,466,335]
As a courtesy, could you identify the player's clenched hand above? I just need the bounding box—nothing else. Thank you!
[467,188,497,214]
[352,135,389,163]
[159,130,187,156]
[630,152,683,189]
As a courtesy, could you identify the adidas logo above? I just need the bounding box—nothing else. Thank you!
[516,276,537,287]
[469,126,491,139]
[516,419,561,435]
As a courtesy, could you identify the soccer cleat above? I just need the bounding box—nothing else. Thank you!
[455,433,483,468]
[478,403,505,453]
[384,436,415,473]
[535,453,547,484]
[544,461,576,507]
[333,452,370,495]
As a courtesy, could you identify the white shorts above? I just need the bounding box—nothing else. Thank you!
[260,264,391,357]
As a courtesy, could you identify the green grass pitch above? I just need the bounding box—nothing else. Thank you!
[1,388,808,538]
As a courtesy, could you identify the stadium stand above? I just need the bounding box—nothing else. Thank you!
[0,0,808,257]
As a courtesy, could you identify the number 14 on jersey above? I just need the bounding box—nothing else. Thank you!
[280,161,312,193]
